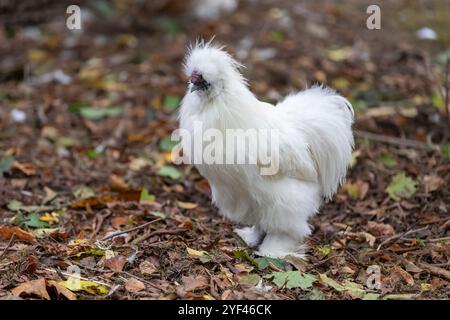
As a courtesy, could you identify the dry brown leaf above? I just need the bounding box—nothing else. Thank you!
[125,278,146,293]
[12,161,36,176]
[0,226,35,242]
[11,278,50,300]
[423,175,444,193]
[71,190,142,209]
[182,275,208,292]
[234,263,254,273]
[402,260,423,273]
[48,280,77,300]
[109,174,129,191]
[359,232,376,247]
[392,266,415,286]
[104,255,127,272]
[177,201,198,210]
[367,221,395,236]
[111,216,129,228]
[139,260,157,275]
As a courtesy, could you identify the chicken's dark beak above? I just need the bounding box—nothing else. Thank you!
[189,71,209,93]
[190,84,202,92]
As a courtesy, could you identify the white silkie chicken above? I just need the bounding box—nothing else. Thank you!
[178,41,354,258]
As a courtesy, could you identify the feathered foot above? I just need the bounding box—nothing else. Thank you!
[234,226,264,248]
[255,233,307,259]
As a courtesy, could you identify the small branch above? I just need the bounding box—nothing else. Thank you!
[418,262,450,281]
[355,130,438,151]
[402,235,450,243]
[100,218,161,241]
[132,228,186,244]
[376,226,429,251]
[0,234,15,261]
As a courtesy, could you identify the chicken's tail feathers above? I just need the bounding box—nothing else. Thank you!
[278,86,355,200]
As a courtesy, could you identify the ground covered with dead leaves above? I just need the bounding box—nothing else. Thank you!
[0,0,449,300]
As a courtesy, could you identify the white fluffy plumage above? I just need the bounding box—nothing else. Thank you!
[179,41,354,258]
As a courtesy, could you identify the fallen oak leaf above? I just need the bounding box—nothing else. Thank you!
[423,175,444,193]
[125,278,146,293]
[12,161,36,176]
[367,221,395,236]
[139,260,157,275]
[71,190,143,209]
[0,226,35,241]
[109,174,129,191]
[104,255,127,272]
[47,280,77,300]
[182,275,209,292]
[392,266,415,286]
[11,278,50,300]
[343,231,376,247]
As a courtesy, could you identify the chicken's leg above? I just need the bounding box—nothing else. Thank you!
[234,225,264,247]
[255,233,307,259]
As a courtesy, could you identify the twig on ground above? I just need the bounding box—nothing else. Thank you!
[100,218,161,241]
[132,228,187,244]
[418,262,450,281]
[376,226,429,251]
[70,261,110,273]
[0,234,15,261]
[354,130,438,151]
[402,235,450,243]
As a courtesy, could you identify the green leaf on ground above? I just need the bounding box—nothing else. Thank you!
[0,155,13,177]
[239,274,261,286]
[186,247,213,263]
[73,186,95,199]
[255,257,289,271]
[59,279,109,295]
[13,212,51,229]
[386,172,417,201]
[269,31,285,42]
[379,152,397,167]
[317,245,332,256]
[7,200,23,211]
[265,271,316,290]
[158,165,182,180]
[319,274,380,299]
[86,149,102,159]
[159,137,179,151]
[149,211,166,219]
[442,143,449,159]
[163,95,180,112]
[140,188,156,203]
[160,19,182,35]
[79,106,122,120]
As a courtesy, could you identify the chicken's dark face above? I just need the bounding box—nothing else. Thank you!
[189,70,210,92]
